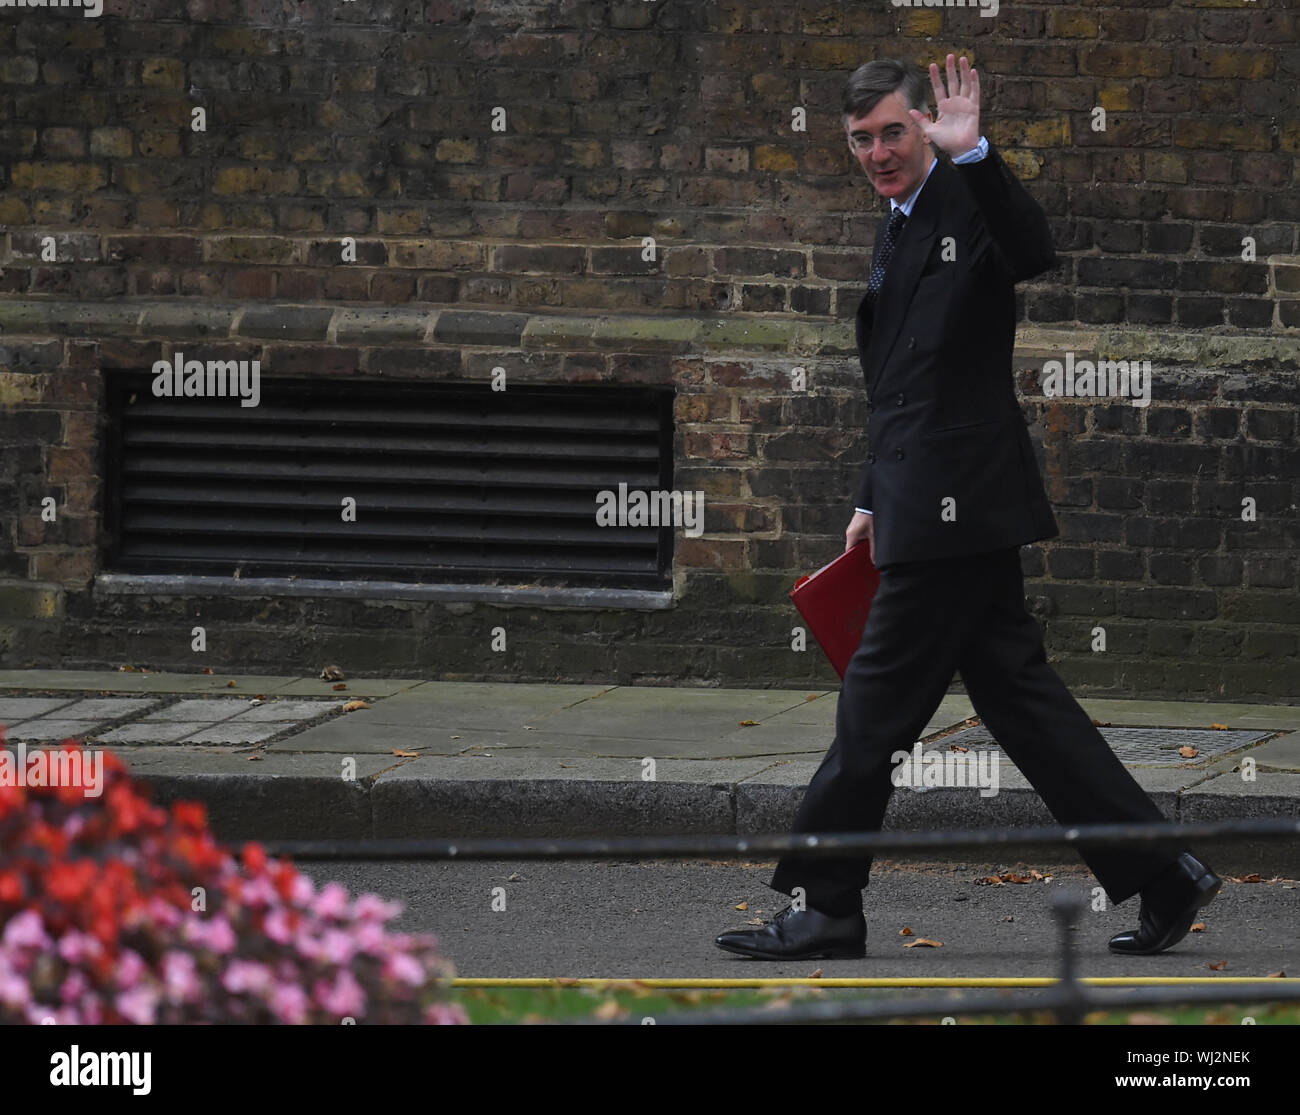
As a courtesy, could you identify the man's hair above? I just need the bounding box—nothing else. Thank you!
[842,59,930,128]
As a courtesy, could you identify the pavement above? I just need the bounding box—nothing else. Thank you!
[1,668,1298,875]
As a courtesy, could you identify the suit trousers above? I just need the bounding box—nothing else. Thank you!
[769,545,1186,917]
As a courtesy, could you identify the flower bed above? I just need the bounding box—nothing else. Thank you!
[0,737,465,1024]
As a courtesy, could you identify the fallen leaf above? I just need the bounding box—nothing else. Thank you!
[1208,960,1228,971]
[1179,745,1199,758]
[747,918,764,925]
[738,720,760,727]
[202,667,214,675]
[1191,922,1206,932]
[341,700,370,712]
[949,744,969,753]
[1128,1012,1172,1025]
[903,938,943,948]
[592,1000,625,1020]
[507,873,522,882]
[249,698,263,706]
[392,749,419,757]
[735,901,749,911]
[899,926,913,936]
[254,694,266,701]
[1267,970,1286,978]
[806,694,818,701]
[964,718,978,727]
[247,755,263,762]
[1227,873,1262,883]
[1210,723,1229,730]
[225,680,237,688]
[808,968,823,979]
[332,682,348,691]
[320,664,345,681]
[119,665,140,672]
[1091,719,1111,727]
[1001,915,1015,923]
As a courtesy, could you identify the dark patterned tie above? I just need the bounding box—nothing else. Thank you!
[866,207,908,305]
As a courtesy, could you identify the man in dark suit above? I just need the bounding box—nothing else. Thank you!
[716,55,1221,961]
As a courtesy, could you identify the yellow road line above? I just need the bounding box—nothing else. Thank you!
[452,976,1297,989]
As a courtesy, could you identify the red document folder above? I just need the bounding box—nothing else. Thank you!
[789,542,881,679]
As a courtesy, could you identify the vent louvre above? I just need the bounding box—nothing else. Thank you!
[105,376,676,588]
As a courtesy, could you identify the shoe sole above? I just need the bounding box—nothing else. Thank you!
[715,941,866,961]
[1107,870,1223,956]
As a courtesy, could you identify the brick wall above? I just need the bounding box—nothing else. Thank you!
[0,1,1296,699]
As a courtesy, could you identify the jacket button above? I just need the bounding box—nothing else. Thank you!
[894,448,904,460]
[866,452,876,464]
[896,393,905,406]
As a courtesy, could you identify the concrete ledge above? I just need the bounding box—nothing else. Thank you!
[0,298,1286,366]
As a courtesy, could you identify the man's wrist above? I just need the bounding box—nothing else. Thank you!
[952,135,989,164]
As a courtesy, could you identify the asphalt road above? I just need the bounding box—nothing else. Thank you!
[294,857,1297,982]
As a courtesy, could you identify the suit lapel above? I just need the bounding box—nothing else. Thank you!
[863,155,947,395]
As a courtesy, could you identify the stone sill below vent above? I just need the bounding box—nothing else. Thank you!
[94,573,674,611]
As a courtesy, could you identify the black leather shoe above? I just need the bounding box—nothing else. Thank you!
[1108,852,1222,955]
[715,904,866,960]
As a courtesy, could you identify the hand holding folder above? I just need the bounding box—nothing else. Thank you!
[789,542,881,679]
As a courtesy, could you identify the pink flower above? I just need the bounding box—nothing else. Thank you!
[115,985,159,1025]
[115,949,146,989]
[59,970,90,1003]
[290,874,315,906]
[382,952,425,987]
[263,908,293,945]
[313,969,365,1017]
[162,952,201,1004]
[353,922,385,955]
[312,882,350,920]
[353,893,402,922]
[0,957,32,1009]
[319,928,354,966]
[57,930,102,966]
[270,982,309,1024]
[2,910,50,950]
[221,960,272,996]
[422,1002,468,1025]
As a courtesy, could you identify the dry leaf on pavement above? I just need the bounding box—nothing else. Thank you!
[341,700,370,712]
[903,938,943,948]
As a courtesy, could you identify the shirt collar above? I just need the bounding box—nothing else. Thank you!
[890,153,938,218]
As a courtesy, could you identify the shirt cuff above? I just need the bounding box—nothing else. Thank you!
[952,135,989,164]
[854,507,873,515]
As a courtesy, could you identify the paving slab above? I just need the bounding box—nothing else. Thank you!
[97,721,214,744]
[1076,698,1300,731]
[0,670,305,694]
[351,681,616,729]
[6,720,102,741]
[1242,735,1300,772]
[181,723,287,745]
[227,699,344,722]
[0,697,78,719]
[514,687,839,742]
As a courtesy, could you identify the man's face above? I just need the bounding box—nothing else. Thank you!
[846,90,934,202]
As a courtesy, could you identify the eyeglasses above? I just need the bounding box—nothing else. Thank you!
[847,122,914,153]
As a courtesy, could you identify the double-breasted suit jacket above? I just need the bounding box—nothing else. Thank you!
[854,140,1060,567]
